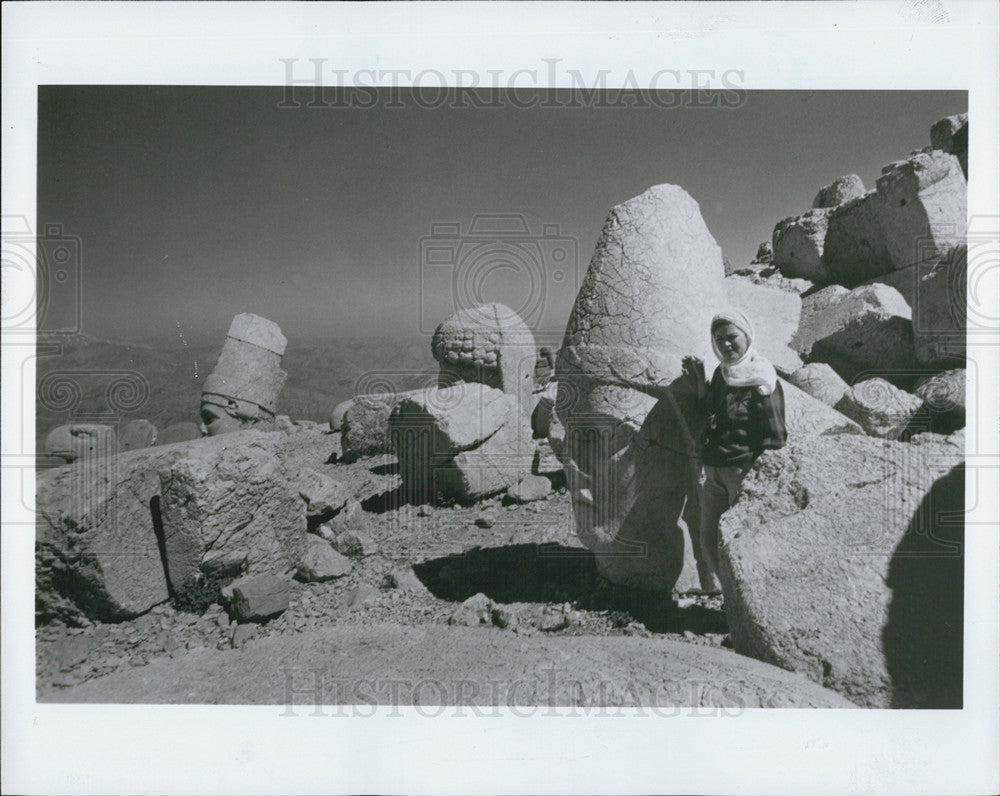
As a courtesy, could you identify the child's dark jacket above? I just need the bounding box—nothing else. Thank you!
[701,367,787,468]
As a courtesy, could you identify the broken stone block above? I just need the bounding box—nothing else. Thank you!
[229,575,291,622]
[772,208,834,283]
[44,423,117,464]
[504,474,552,504]
[295,536,352,582]
[156,431,306,595]
[930,112,968,179]
[787,363,850,408]
[118,420,158,452]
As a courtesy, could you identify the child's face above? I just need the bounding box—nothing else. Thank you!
[713,322,749,363]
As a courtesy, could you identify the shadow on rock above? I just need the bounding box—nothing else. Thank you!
[882,463,964,709]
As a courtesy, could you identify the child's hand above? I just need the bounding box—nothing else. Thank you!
[681,355,706,398]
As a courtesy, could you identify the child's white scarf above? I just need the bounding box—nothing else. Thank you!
[710,309,778,396]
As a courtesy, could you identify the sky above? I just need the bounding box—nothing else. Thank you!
[37,87,967,346]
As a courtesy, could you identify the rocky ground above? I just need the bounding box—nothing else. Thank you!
[36,428,730,701]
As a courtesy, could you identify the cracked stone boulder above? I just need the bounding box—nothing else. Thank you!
[200,313,288,437]
[787,363,850,408]
[432,303,537,416]
[724,275,803,374]
[792,283,920,388]
[389,383,533,503]
[774,151,967,288]
[556,183,727,594]
[834,378,926,440]
[36,430,261,623]
[930,112,968,179]
[339,388,427,462]
[156,431,306,595]
[718,432,964,708]
[812,174,866,209]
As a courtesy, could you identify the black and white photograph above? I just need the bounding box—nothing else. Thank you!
[3,3,999,795]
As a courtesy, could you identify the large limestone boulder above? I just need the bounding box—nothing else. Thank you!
[432,303,536,416]
[718,433,964,708]
[774,151,966,289]
[389,383,533,503]
[786,363,850,407]
[556,184,727,593]
[930,113,968,179]
[860,244,966,368]
[791,283,920,388]
[834,378,925,440]
[723,275,803,374]
[779,377,863,436]
[156,432,306,592]
[338,388,429,462]
[772,208,833,283]
[812,174,866,209]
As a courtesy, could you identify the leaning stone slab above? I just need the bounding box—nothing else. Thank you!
[792,283,920,388]
[156,431,306,594]
[718,433,964,708]
[556,183,727,594]
[390,384,533,503]
[787,363,850,408]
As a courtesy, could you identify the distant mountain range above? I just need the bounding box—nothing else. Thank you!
[34,332,438,448]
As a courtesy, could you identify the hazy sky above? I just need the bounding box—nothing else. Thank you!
[38,87,967,345]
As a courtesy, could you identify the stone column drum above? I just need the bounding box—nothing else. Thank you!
[556,184,728,595]
[200,313,288,436]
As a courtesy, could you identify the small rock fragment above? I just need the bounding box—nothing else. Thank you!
[229,575,291,623]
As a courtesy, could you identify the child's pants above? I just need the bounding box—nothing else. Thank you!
[699,463,751,580]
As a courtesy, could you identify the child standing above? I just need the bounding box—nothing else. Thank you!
[683,309,787,587]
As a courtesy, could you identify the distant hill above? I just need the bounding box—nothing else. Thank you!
[34,332,437,448]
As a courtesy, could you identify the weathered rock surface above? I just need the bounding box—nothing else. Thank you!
[118,420,158,452]
[390,384,533,503]
[724,275,803,374]
[772,208,833,283]
[156,431,306,594]
[914,368,965,433]
[52,623,856,708]
[294,536,352,582]
[433,303,536,415]
[718,433,964,708]
[774,151,967,288]
[812,174,866,209]
[791,283,919,387]
[291,468,348,517]
[930,112,968,179]
[530,382,558,439]
[229,575,291,622]
[36,431,280,622]
[329,398,353,432]
[44,423,117,463]
[861,244,967,367]
[834,378,926,439]
[339,388,428,462]
[786,363,850,408]
[779,377,863,437]
[556,184,726,594]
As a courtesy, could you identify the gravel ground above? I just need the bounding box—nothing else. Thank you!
[36,428,730,700]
